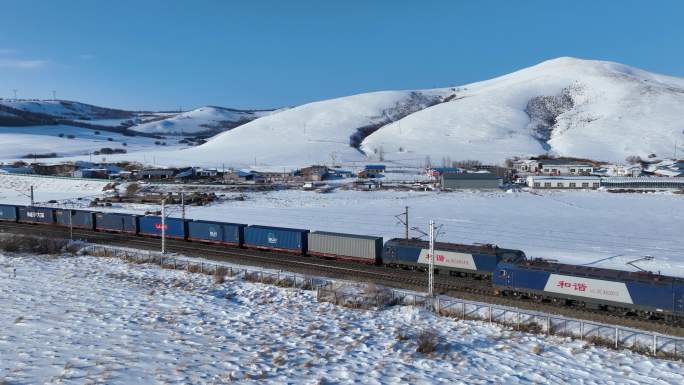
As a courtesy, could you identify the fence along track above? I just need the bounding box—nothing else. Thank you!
[86,243,684,362]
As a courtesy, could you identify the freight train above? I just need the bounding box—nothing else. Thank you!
[1,203,682,320]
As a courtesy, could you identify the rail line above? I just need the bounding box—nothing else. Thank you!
[1,221,683,337]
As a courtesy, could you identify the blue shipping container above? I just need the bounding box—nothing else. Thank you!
[138,216,186,239]
[244,225,309,254]
[95,212,138,233]
[188,220,245,245]
[55,209,95,229]
[18,206,55,224]
[0,204,18,221]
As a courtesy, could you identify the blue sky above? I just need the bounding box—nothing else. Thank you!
[0,0,682,110]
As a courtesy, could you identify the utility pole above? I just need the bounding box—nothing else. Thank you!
[394,206,409,239]
[181,191,185,221]
[69,207,73,241]
[12,89,17,100]
[428,219,435,298]
[30,185,34,206]
[161,198,166,254]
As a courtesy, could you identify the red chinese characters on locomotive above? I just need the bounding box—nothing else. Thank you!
[556,280,587,292]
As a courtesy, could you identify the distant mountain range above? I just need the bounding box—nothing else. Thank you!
[2,57,684,167]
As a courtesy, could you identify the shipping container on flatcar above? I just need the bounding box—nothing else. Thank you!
[138,216,187,239]
[95,212,138,234]
[0,204,18,222]
[18,206,55,225]
[493,260,684,316]
[55,209,95,230]
[244,225,309,254]
[187,220,245,246]
[382,238,526,277]
[308,231,382,264]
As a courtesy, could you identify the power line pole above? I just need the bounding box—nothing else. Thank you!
[394,206,409,240]
[181,191,185,221]
[428,219,435,298]
[69,207,73,241]
[161,198,166,254]
[30,185,34,206]
[12,89,17,100]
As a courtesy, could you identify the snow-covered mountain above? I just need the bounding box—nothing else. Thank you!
[2,57,683,166]
[361,57,684,164]
[152,57,684,168]
[129,106,281,135]
[160,89,455,167]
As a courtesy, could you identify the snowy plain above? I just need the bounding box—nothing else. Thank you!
[2,253,683,384]
[2,173,683,278]
[0,125,186,160]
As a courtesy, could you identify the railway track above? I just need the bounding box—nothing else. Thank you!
[1,221,683,337]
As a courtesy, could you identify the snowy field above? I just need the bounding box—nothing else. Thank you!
[0,125,186,160]
[1,173,683,277]
[2,254,683,384]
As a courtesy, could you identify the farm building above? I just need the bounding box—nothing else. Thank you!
[0,166,34,175]
[299,165,329,181]
[441,172,502,189]
[427,167,463,177]
[537,160,594,175]
[527,176,601,189]
[137,169,177,180]
[601,177,684,189]
[72,168,110,179]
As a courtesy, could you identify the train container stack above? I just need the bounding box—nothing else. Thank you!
[95,212,138,234]
[493,260,684,315]
[188,220,246,246]
[308,231,382,264]
[55,209,95,230]
[18,206,55,225]
[244,225,309,254]
[0,204,18,222]
[138,216,187,239]
[383,238,526,277]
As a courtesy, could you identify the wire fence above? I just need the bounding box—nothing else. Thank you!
[85,244,684,361]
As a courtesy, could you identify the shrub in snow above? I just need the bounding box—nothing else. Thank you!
[416,328,438,354]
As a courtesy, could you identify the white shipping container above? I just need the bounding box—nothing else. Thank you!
[308,231,382,264]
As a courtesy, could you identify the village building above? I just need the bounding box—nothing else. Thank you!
[527,176,601,189]
[441,172,502,189]
[537,160,594,175]
[137,168,177,180]
[298,165,328,181]
[427,167,463,177]
[601,177,684,189]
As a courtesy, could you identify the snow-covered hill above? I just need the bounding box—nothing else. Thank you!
[0,99,133,121]
[141,57,684,168]
[362,57,684,164]
[129,106,280,135]
[155,89,455,167]
[3,57,683,166]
